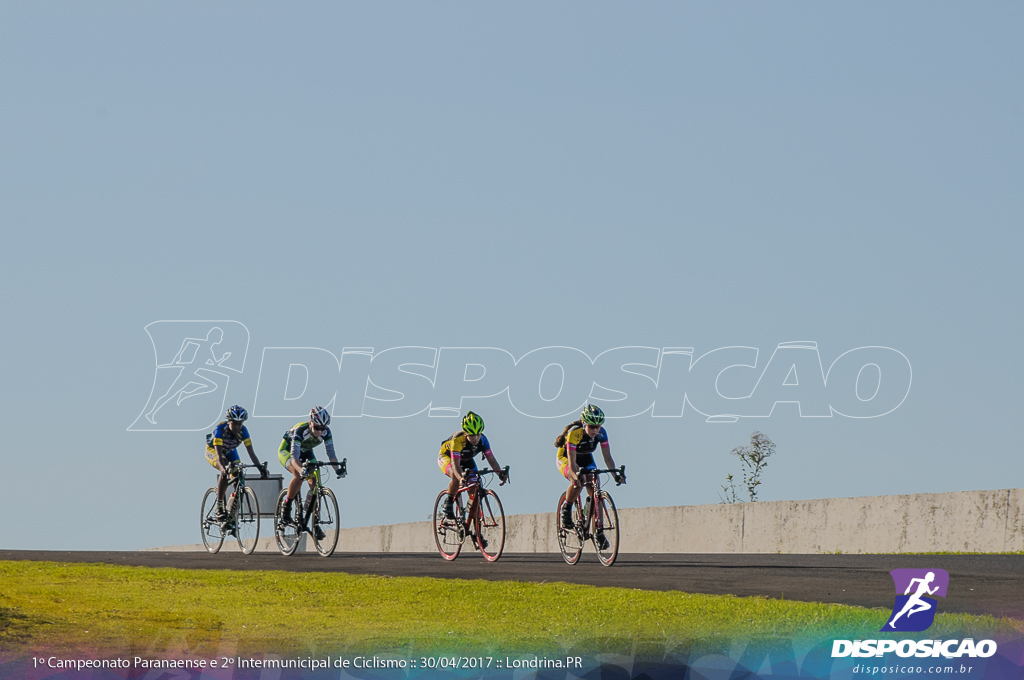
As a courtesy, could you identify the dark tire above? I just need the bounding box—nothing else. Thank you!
[432,490,464,561]
[593,490,620,566]
[476,490,506,562]
[556,492,583,565]
[234,486,260,555]
[200,487,225,554]
[274,489,301,556]
[312,488,340,557]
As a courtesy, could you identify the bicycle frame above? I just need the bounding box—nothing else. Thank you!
[223,462,264,514]
[457,467,506,535]
[433,466,509,561]
[293,460,337,534]
[273,458,345,557]
[558,465,625,566]
[201,461,267,555]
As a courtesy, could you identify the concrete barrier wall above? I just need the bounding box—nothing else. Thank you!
[154,488,1024,554]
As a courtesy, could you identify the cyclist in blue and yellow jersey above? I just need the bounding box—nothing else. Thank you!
[205,405,267,522]
[278,406,346,539]
[555,404,624,548]
[438,411,508,532]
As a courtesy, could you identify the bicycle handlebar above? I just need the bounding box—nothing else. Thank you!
[578,465,626,485]
[227,461,269,477]
[301,458,348,480]
[463,465,510,487]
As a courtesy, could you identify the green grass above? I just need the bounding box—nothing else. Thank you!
[0,560,1016,659]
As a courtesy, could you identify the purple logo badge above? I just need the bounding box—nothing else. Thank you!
[882,568,949,632]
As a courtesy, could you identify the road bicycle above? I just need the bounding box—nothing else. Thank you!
[556,465,626,566]
[200,461,268,555]
[273,459,346,557]
[432,466,509,562]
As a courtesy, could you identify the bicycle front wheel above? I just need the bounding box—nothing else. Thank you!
[234,486,261,554]
[556,492,583,565]
[200,487,225,554]
[312,488,340,557]
[593,490,620,566]
[274,490,301,556]
[432,490,463,561]
[476,489,505,562]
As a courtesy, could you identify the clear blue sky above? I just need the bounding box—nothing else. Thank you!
[2,3,1021,550]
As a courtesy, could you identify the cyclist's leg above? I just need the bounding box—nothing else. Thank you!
[438,453,458,519]
[278,448,305,521]
[301,457,325,540]
[558,459,579,528]
[216,449,241,530]
[206,446,229,517]
[581,463,598,532]
[460,463,484,546]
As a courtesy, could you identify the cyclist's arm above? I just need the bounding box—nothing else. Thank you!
[323,437,339,464]
[243,442,262,468]
[483,448,501,472]
[483,448,507,482]
[238,426,260,468]
[600,441,616,471]
[323,437,346,475]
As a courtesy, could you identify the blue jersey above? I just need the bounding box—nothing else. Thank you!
[207,421,252,454]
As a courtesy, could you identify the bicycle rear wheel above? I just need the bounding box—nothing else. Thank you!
[556,492,583,565]
[593,490,620,566]
[234,486,260,554]
[274,490,301,556]
[432,490,464,560]
[312,488,340,557]
[200,487,225,554]
[476,489,505,562]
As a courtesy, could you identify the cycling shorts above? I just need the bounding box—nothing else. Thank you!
[279,448,315,470]
[206,445,240,469]
[439,452,478,477]
[558,459,597,480]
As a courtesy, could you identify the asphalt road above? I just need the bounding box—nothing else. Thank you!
[2,551,1021,619]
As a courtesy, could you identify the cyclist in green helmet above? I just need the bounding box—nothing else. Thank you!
[437,411,508,538]
[555,404,624,549]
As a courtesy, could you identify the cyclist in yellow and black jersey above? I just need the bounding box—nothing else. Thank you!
[437,411,508,524]
[555,404,624,547]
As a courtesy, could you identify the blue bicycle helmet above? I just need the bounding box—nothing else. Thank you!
[226,405,249,422]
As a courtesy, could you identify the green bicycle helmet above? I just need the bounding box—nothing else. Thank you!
[581,404,605,426]
[462,411,485,435]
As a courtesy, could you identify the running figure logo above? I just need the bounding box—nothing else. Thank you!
[881,568,949,632]
[129,321,250,431]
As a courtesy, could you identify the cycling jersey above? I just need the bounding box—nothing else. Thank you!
[278,420,339,466]
[438,432,492,472]
[205,421,252,467]
[207,421,252,454]
[557,425,609,468]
